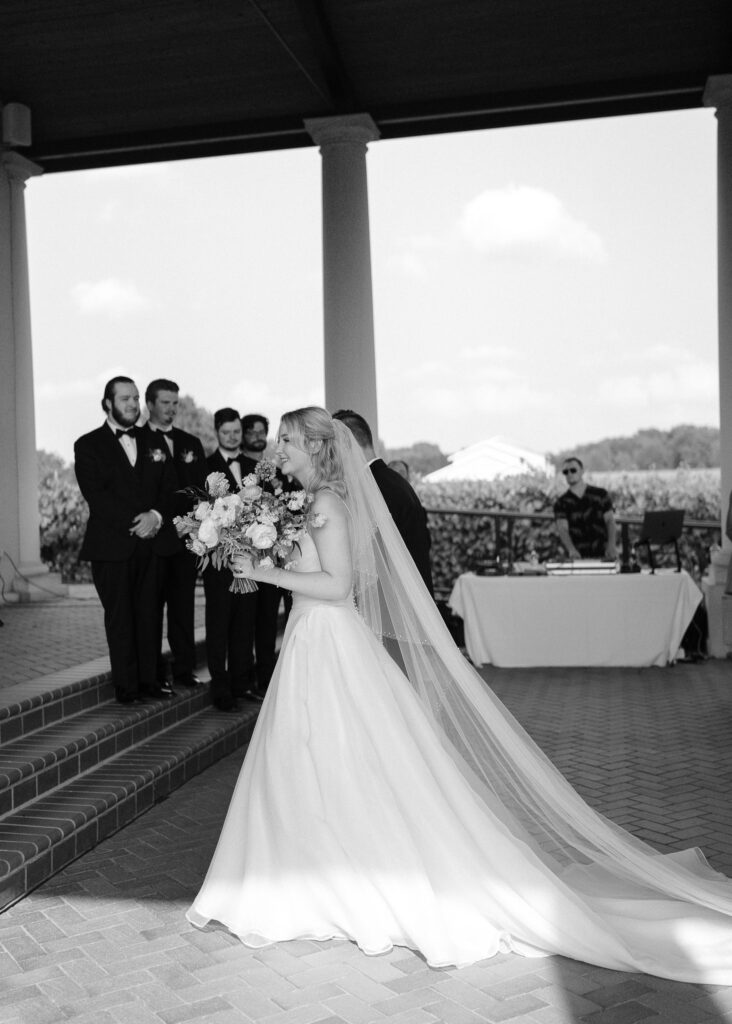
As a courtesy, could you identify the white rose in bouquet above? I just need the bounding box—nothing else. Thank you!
[190,537,207,557]
[198,518,220,549]
[205,471,230,498]
[245,521,278,549]
[212,494,240,528]
[241,481,263,501]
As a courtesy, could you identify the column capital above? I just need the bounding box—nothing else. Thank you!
[304,113,380,149]
[1,150,43,185]
[703,75,732,111]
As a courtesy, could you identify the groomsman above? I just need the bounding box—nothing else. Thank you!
[144,378,207,689]
[74,376,178,703]
[239,413,291,695]
[333,409,434,595]
[203,408,259,710]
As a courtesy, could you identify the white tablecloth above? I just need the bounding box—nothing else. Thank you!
[448,571,702,668]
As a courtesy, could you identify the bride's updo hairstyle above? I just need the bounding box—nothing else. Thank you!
[280,406,348,499]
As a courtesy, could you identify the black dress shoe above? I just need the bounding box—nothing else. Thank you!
[239,689,265,704]
[140,683,175,700]
[116,691,137,705]
[175,673,203,687]
[213,693,237,711]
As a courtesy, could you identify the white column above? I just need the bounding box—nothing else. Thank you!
[0,149,63,599]
[703,76,732,652]
[304,114,381,439]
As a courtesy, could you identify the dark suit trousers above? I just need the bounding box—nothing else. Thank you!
[253,583,287,690]
[203,567,257,701]
[157,549,198,681]
[92,546,160,696]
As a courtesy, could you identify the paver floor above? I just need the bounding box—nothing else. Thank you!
[1,647,732,1023]
[0,586,206,689]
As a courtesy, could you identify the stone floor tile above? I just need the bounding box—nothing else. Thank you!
[323,992,388,1023]
[580,1001,659,1023]
[158,995,236,1023]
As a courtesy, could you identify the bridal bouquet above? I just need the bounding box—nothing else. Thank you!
[174,458,322,593]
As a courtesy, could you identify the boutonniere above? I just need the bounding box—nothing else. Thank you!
[180,450,197,464]
[148,448,167,463]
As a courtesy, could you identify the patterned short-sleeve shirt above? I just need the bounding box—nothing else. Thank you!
[553,484,613,558]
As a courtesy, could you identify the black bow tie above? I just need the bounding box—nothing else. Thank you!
[115,428,135,439]
[226,456,239,465]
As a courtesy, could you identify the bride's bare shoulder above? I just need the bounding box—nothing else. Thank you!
[311,487,348,522]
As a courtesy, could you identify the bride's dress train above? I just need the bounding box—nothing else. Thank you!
[187,535,732,983]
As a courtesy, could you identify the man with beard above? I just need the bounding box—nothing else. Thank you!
[144,378,207,690]
[74,376,178,703]
[203,408,261,709]
[239,413,291,697]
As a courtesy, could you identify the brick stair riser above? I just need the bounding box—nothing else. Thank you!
[0,711,256,913]
[0,638,208,743]
[0,674,115,745]
[0,689,211,817]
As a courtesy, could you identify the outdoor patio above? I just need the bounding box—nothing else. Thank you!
[1,591,732,1023]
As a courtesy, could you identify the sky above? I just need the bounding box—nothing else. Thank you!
[25,106,719,463]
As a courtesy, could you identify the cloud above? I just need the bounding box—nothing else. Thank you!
[387,186,606,277]
[36,367,130,402]
[387,233,442,278]
[71,278,154,317]
[597,357,718,408]
[459,344,522,363]
[228,379,325,423]
[459,185,606,262]
[398,353,550,419]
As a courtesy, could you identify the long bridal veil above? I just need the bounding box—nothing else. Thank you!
[332,419,732,916]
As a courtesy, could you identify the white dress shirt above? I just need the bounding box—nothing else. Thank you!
[219,448,242,488]
[107,418,137,465]
[150,423,175,455]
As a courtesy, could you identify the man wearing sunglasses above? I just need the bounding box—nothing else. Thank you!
[554,457,617,561]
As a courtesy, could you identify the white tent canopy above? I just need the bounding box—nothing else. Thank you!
[424,436,552,483]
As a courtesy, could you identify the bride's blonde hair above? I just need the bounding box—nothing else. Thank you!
[279,406,347,499]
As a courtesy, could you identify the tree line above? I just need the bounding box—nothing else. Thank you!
[552,425,720,472]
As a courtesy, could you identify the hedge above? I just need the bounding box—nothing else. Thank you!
[418,469,723,598]
[37,458,723,590]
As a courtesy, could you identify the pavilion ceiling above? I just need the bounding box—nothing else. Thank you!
[2,0,731,172]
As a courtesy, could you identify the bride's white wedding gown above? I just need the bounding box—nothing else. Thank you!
[187,534,732,982]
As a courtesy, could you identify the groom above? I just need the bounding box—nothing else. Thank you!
[333,409,434,595]
[74,376,179,703]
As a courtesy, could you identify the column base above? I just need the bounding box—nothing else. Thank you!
[701,549,732,658]
[11,563,67,603]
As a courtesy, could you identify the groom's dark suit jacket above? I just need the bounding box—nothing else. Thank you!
[75,423,179,562]
[369,458,434,595]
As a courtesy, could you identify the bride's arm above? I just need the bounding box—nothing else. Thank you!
[232,490,353,601]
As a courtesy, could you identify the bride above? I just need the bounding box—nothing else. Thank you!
[187,406,732,983]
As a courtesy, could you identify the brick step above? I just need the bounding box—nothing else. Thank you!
[0,686,212,818]
[0,703,258,912]
[0,631,208,745]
